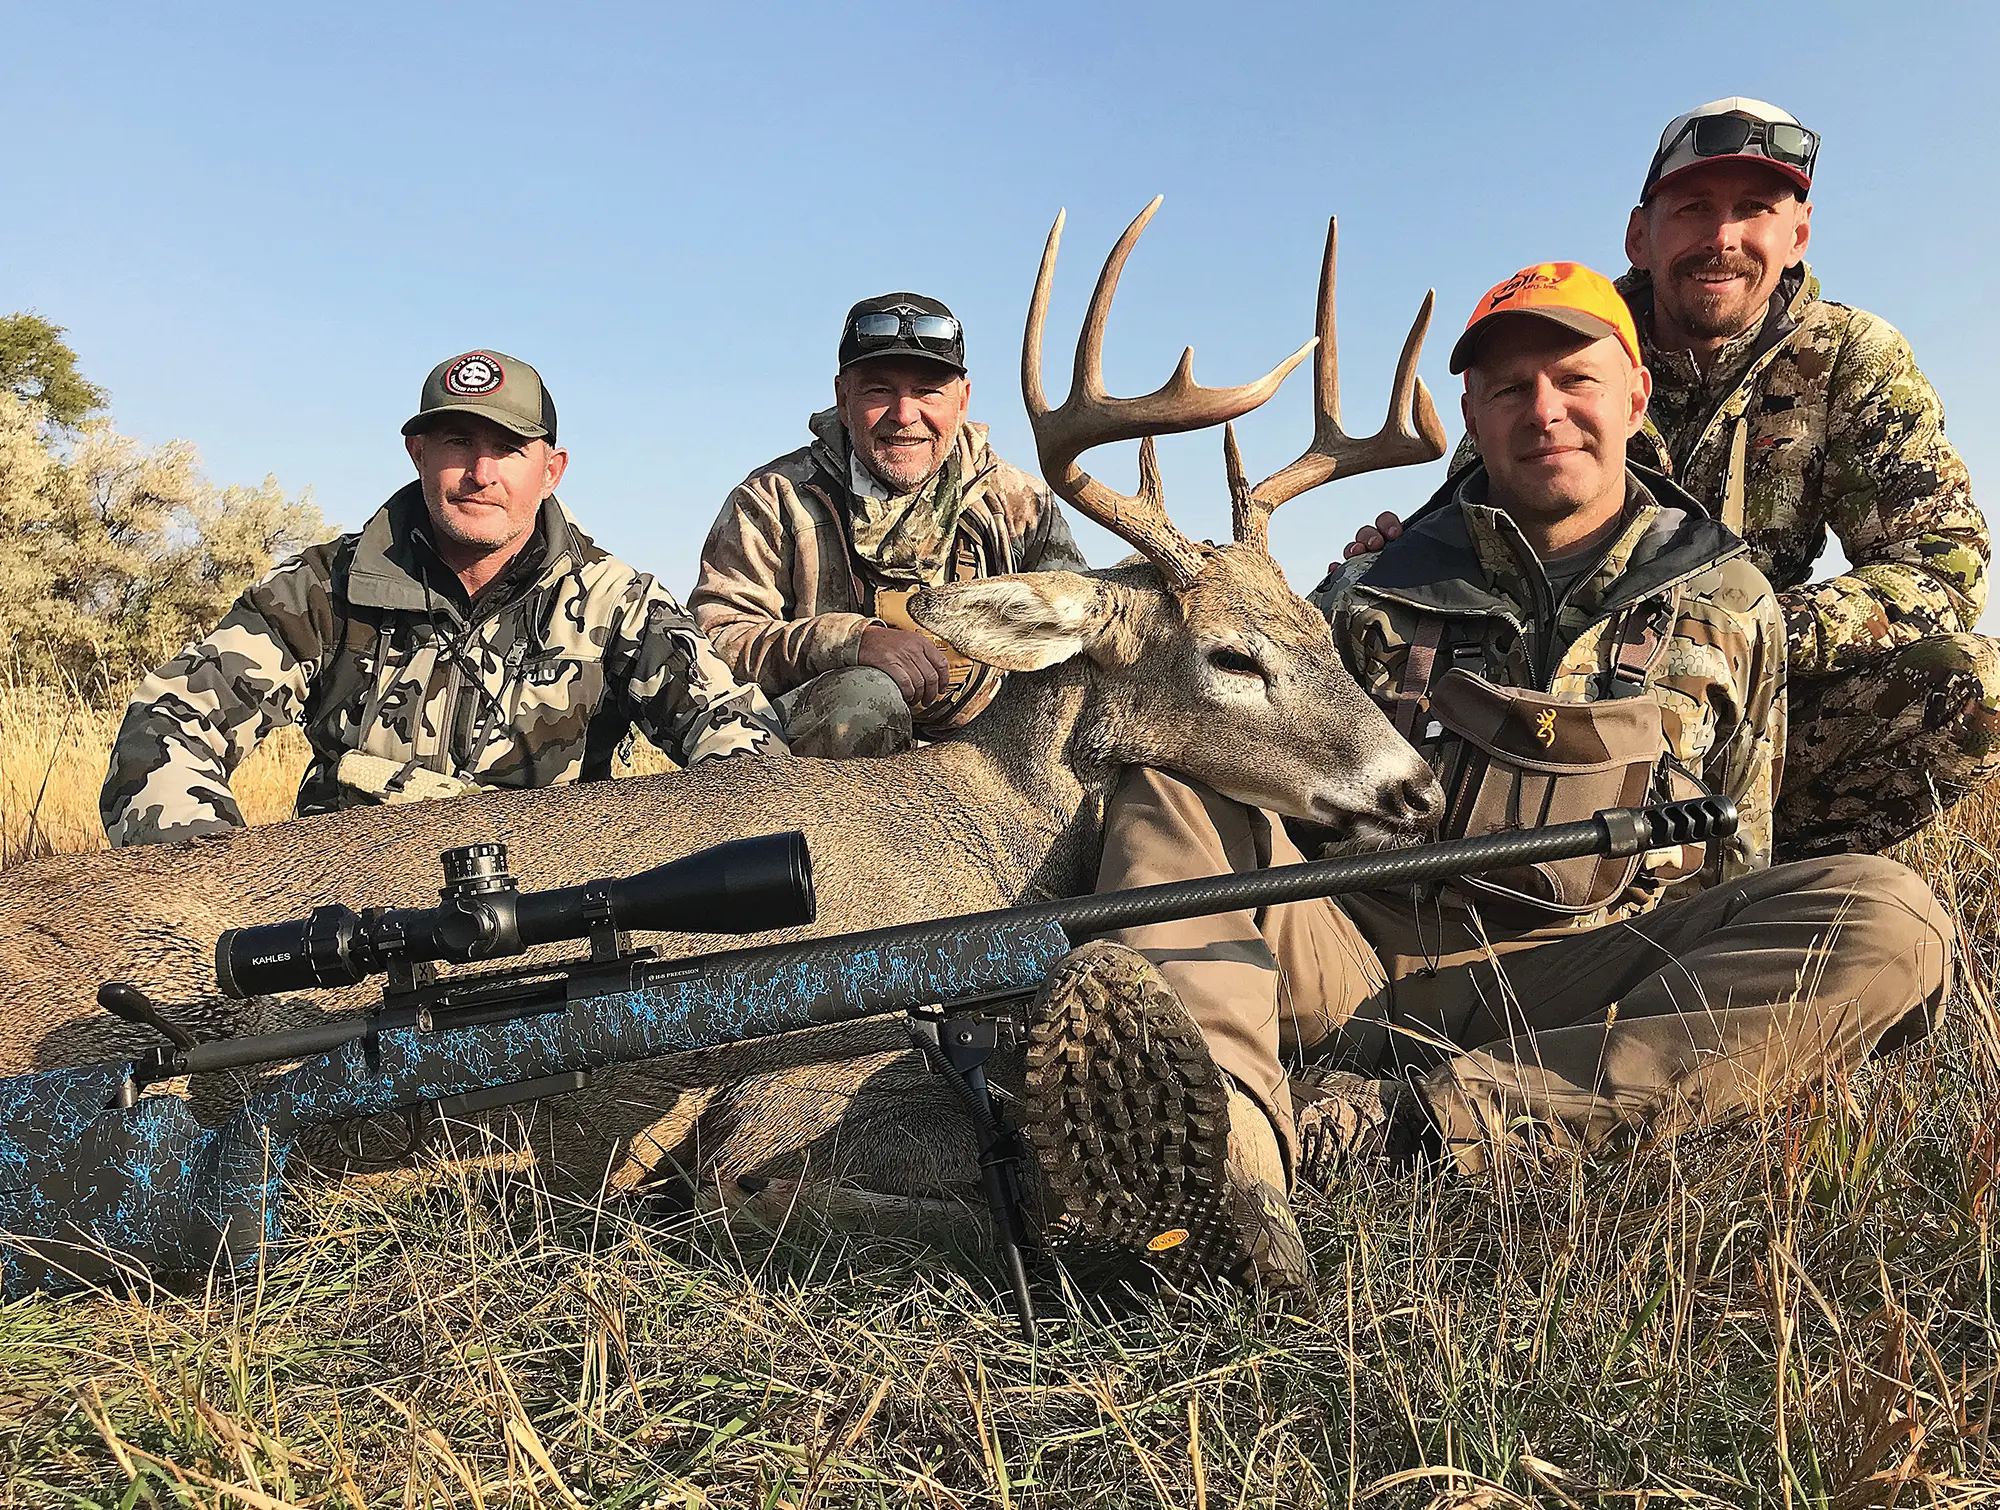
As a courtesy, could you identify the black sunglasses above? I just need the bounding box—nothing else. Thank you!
[847,311,962,350]
[1648,115,1819,193]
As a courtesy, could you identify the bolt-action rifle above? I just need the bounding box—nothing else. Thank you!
[0,798,1735,1336]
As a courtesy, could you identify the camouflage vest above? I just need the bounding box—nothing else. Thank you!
[1617,264,1986,672]
[804,431,1008,732]
[1313,465,1785,893]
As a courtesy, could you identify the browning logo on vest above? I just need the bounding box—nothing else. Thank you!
[1429,669,1673,919]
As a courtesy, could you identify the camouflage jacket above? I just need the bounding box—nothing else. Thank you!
[689,410,1086,696]
[1623,264,1986,678]
[1312,464,1785,891]
[1450,267,1983,678]
[102,485,787,846]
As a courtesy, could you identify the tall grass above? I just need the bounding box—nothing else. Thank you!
[1,679,1996,1506]
[0,675,312,868]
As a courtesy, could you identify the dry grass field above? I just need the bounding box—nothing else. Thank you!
[1,679,1996,1507]
[0,678,312,869]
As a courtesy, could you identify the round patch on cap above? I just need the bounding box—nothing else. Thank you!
[1146,1227,1190,1252]
[442,353,505,397]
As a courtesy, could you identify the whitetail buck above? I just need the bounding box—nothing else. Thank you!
[0,200,1447,1218]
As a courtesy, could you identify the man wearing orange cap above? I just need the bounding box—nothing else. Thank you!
[1339,99,1993,861]
[1019,263,1952,1300]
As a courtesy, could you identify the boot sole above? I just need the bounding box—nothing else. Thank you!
[1021,944,1314,1306]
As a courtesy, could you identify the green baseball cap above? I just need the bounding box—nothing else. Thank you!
[401,349,558,443]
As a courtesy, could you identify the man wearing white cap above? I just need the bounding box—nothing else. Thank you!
[1340,99,1994,861]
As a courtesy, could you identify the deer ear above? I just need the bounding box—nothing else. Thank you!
[910,573,1119,672]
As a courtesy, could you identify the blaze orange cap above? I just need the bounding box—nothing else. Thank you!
[1449,262,1643,375]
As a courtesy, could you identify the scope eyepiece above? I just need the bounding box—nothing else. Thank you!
[214,831,816,999]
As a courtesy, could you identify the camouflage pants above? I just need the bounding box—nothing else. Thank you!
[1776,633,2000,861]
[775,667,914,759]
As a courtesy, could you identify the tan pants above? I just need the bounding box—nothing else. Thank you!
[1099,768,1954,1175]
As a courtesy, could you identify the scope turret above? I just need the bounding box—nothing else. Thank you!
[215,831,815,999]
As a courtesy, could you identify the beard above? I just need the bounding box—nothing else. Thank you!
[429,488,534,554]
[1661,250,1770,341]
[858,431,948,493]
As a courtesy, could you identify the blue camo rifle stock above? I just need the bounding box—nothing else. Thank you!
[0,797,1734,1324]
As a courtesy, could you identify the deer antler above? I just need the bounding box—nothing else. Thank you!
[1229,218,1449,555]
[1024,196,1314,592]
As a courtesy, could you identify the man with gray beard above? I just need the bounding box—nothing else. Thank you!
[692,294,1084,757]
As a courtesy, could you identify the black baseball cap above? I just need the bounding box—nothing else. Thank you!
[838,293,966,375]
[402,350,559,444]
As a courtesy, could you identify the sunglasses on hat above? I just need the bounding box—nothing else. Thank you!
[846,310,962,351]
[1647,114,1819,195]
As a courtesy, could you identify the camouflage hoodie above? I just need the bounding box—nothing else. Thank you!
[1620,263,1986,677]
[690,410,1085,696]
[1312,464,1784,888]
[102,484,786,846]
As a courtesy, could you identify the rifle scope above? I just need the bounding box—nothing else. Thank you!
[215,831,815,999]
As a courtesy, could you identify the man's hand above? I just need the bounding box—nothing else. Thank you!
[1332,511,1407,572]
[857,625,951,707]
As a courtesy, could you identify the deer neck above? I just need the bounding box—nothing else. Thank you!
[925,659,1118,904]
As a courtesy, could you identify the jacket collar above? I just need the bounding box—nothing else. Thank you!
[346,482,581,615]
[1355,462,1740,623]
[1614,263,1816,473]
[1618,261,1816,372]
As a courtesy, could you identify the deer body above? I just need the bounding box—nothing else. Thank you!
[0,665,1095,1075]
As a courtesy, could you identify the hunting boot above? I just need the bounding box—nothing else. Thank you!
[1021,940,1316,1308]
[1288,1065,1430,1192]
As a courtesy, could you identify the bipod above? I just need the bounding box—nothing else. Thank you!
[909,1001,1039,1342]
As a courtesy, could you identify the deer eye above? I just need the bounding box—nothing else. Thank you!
[1208,647,1267,681]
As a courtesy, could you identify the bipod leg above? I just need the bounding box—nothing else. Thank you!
[910,1009,1039,1343]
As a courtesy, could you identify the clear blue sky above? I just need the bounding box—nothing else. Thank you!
[5,3,1996,616]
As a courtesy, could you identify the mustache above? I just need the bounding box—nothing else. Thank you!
[1670,250,1764,284]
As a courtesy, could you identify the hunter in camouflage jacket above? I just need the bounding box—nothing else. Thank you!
[102,484,786,846]
[1314,461,1784,894]
[1620,262,1995,857]
[690,409,1084,697]
[1447,265,1992,856]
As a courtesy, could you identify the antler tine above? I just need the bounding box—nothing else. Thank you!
[1234,218,1450,554]
[1024,196,1315,590]
[1223,421,1252,522]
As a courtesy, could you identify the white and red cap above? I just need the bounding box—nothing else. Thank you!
[1643,98,1817,202]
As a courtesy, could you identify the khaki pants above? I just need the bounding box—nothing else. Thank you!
[1099,768,1954,1175]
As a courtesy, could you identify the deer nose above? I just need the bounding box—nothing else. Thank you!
[1387,771,1445,830]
